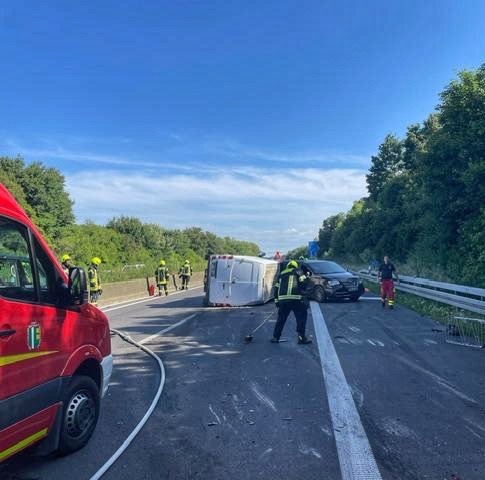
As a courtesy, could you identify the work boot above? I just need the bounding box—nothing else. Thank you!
[381,300,386,308]
[297,335,312,345]
[270,337,280,343]
[389,304,394,310]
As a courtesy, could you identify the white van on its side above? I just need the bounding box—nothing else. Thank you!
[203,255,279,307]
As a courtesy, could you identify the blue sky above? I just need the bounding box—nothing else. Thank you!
[1,1,484,254]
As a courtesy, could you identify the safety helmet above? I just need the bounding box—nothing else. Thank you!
[91,257,102,265]
[61,254,71,263]
[185,260,190,264]
[159,260,166,266]
[287,260,298,269]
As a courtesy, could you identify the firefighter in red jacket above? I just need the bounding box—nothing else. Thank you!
[378,255,399,309]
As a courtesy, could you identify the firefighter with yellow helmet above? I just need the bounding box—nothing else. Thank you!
[155,260,170,296]
[179,260,193,290]
[60,253,72,276]
[88,257,103,305]
[271,260,312,344]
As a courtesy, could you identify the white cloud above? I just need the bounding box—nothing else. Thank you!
[66,166,367,254]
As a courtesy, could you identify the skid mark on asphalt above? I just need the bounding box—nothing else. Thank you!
[298,444,323,459]
[396,356,477,404]
[231,394,245,420]
[350,385,365,408]
[250,381,277,412]
[464,425,483,439]
[259,448,273,460]
[379,417,418,439]
[208,404,222,424]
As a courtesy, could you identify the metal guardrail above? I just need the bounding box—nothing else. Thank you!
[356,271,485,315]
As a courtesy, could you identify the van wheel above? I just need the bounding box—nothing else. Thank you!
[59,375,100,454]
[313,286,326,303]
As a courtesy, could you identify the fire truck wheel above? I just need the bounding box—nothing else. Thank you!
[59,375,100,454]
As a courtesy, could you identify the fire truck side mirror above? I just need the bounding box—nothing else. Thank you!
[69,267,89,305]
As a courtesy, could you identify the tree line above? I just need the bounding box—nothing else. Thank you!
[0,156,260,281]
[316,64,485,287]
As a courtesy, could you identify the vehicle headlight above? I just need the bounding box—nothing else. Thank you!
[327,279,340,287]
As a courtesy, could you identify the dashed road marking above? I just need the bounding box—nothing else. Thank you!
[139,313,198,345]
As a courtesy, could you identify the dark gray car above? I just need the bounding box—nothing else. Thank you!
[301,260,364,302]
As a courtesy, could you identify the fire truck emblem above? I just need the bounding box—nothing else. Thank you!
[27,323,41,350]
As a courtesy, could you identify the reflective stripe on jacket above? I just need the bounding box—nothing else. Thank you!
[156,266,169,284]
[179,265,192,276]
[275,267,308,302]
[88,265,101,292]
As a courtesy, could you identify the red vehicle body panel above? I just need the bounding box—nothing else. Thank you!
[0,183,111,461]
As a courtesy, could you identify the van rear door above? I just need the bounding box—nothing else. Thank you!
[229,258,257,305]
[208,257,232,305]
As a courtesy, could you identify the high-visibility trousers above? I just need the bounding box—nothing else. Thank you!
[381,279,395,305]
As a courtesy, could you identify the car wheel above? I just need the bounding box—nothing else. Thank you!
[58,375,100,454]
[313,286,326,303]
[350,294,360,302]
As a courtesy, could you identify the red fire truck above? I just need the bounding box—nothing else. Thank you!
[0,183,112,461]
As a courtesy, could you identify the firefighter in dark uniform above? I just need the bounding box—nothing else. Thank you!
[155,260,170,296]
[378,255,399,309]
[271,260,312,344]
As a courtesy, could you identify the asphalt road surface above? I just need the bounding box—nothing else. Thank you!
[2,288,485,480]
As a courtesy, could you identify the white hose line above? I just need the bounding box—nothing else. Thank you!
[88,329,165,480]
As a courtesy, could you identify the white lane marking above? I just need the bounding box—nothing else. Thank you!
[250,381,277,412]
[423,339,437,345]
[209,404,222,424]
[348,326,361,333]
[397,356,477,404]
[358,297,381,301]
[139,313,198,345]
[320,426,333,438]
[310,302,383,480]
[102,285,203,312]
[367,339,376,346]
[375,340,385,347]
